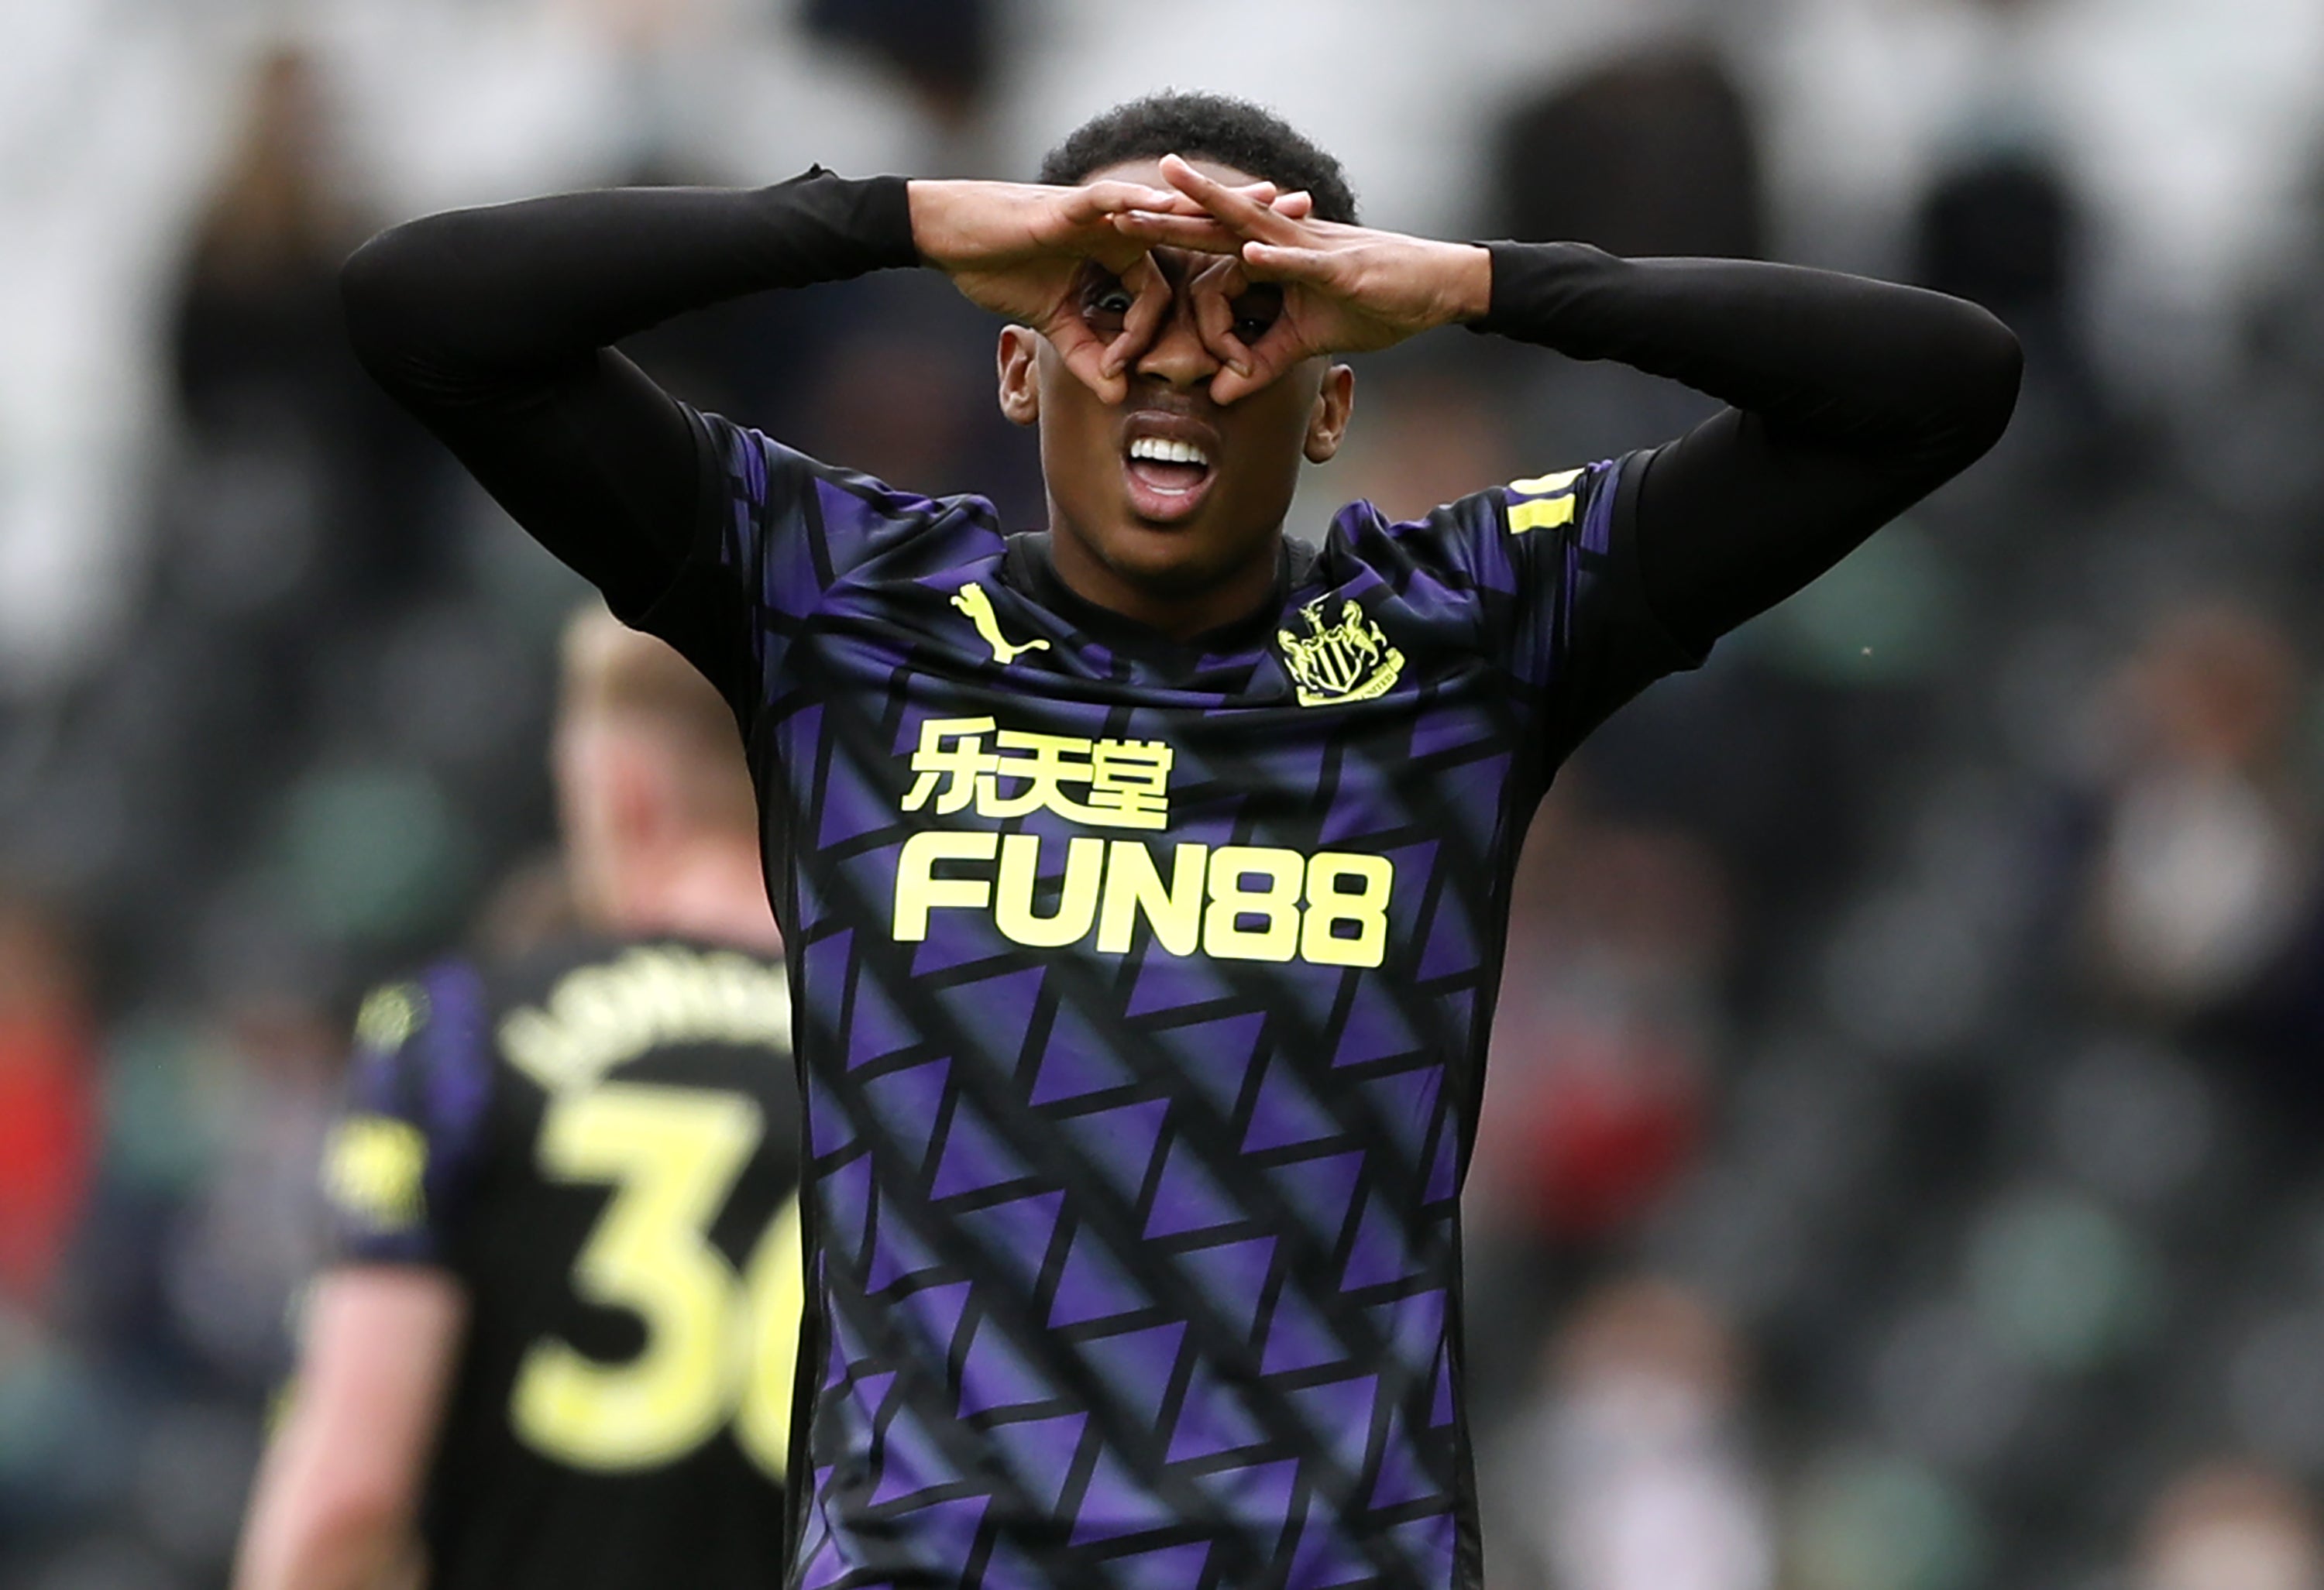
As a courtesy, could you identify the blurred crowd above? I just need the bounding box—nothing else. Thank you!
[11,1,2324,1588]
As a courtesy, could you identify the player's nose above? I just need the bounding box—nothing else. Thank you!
[1131,288,1221,390]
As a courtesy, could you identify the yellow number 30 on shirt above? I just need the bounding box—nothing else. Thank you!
[510,1081,804,1482]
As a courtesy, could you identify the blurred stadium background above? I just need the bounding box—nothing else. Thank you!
[10,1,2324,1588]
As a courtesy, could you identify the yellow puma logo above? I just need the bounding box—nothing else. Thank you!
[951,582,1050,666]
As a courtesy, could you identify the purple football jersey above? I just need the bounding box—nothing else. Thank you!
[635,414,1692,1590]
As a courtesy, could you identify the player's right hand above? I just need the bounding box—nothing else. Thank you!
[908,177,1305,405]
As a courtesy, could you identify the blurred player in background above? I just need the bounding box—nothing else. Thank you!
[339,92,2016,1590]
[232,607,802,1590]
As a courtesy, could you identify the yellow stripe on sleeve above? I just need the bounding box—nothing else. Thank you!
[1506,494,1577,535]
[1508,469,1583,497]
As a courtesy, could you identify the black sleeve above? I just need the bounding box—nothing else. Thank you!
[323,968,495,1269]
[339,169,919,618]
[1472,242,2023,657]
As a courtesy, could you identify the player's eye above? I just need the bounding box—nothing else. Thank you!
[1230,285,1283,344]
[1080,272,1134,336]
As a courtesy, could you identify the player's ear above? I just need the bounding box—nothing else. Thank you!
[996,326,1041,427]
[1303,362,1356,464]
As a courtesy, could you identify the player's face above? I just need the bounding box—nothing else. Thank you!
[998,157,1355,637]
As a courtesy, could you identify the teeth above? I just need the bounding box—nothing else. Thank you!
[1128,436,1211,469]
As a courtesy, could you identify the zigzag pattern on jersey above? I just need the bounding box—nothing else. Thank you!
[775,672,1518,1590]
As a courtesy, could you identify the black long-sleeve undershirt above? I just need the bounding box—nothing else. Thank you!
[1471,242,2020,650]
[339,170,918,616]
[340,170,2020,656]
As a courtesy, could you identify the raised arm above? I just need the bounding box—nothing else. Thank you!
[339,171,917,615]
[1474,245,2022,654]
[1118,156,2023,657]
[342,169,1291,616]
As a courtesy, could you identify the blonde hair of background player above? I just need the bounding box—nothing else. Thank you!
[231,606,779,1590]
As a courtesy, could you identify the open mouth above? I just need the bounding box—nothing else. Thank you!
[1121,418,1219,524]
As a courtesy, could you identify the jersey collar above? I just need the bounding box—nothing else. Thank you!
[999,531,1317,671]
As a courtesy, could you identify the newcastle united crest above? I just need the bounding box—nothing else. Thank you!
[1277,599,1404,707]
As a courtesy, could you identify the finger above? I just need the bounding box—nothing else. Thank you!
[1199,264,1310,403]
[1208,334,1305,404]
[1114,187,1312,250]
[1056,329,1128,404]
[1105,253,1172,378]
[1129,189,1225,217]
[1110,210,1250,255]
[1043,308,1129,403]
[1064,180,1181,223]
[1239,239,1349,286]
[1160,153,1305,243]
[1122,183,1318,224]
[1188,259,1257,379]
[1125,187,1292,226]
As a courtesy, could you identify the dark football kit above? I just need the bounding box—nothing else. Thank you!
[630,428,1685,1589]
[340,162,2019,1589]
[324,935,803,1590]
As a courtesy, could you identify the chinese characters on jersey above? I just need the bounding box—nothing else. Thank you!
[902,717,1173,829]
[891,715,1394,968]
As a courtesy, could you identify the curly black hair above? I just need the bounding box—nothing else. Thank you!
[1039,91,1359,225]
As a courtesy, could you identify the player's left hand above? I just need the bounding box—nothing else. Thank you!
[1111,154,1493,404]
